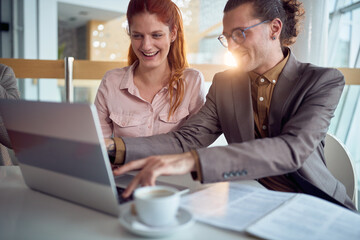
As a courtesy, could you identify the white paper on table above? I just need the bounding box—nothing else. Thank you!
[181,182,360,240]
[246,194,360,240]
[180,182,295,232]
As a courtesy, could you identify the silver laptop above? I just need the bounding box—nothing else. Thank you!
[0,100,187,217]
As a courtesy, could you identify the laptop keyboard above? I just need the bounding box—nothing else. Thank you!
[116,187,134,204]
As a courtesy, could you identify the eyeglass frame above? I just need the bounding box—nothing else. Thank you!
[218,20,270,48]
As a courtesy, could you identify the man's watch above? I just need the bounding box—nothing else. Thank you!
[108,155,116,164]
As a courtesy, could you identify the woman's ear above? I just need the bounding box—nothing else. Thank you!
[170,26,178,42]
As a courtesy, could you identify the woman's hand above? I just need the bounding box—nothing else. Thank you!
[113,152,196,198]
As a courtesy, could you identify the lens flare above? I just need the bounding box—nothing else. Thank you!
[224,51,237,67]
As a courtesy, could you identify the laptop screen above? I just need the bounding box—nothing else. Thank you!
[1,100,112,186]
[0,100,123,216]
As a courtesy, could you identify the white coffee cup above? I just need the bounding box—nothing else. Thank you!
[134,186,180,227]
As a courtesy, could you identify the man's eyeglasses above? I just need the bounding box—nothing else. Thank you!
[218,20,270,48]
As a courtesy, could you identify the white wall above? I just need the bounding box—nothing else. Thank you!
[291,0,329,66]
[58,0,129,13]
[23,0,39,100]
[1,0,12,57]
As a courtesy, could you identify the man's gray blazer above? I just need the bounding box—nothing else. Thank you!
[123,52,355,210]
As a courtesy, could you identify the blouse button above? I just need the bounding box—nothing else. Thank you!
[259,97,264,102]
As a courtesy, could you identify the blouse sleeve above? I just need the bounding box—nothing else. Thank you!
[94,74,113,138]
[186,69,206,117]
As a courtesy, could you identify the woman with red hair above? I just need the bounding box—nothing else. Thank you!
[95,0,205,142]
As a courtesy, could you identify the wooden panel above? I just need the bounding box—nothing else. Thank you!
[73,62,230,81]
[0,58,64,78]
[338,68,360,85]
[1,58,359,85]
[193,65,360,84]
[73,60,126,79]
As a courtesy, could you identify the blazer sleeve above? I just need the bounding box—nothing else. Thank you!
[123,77,222,162]
[196,67,345,183]
[0,64,20,148]
[0,65,20,100]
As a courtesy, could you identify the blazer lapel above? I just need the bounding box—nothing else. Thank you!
[231,72,254,141]
[268,52,301,136]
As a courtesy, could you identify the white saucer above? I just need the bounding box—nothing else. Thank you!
[119,207,194,238]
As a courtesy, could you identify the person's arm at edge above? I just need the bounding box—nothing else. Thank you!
[0,65,20,149]
[0,65,20,100]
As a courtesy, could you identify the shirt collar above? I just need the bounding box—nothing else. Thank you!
[119,61,138,90]
[249,48,290,84]
[119,60,176,91]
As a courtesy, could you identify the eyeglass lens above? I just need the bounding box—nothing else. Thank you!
[232,30,246,44]
[219,29,245,48]
[218,20,270,48]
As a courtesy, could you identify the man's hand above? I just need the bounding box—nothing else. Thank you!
[104,138,116,157]
[113,152,196,198]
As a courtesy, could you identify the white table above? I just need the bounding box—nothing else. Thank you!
[0,166,263,240]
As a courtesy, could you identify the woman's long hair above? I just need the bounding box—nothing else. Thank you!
[127,0,188,118]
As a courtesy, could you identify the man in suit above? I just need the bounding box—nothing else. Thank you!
[0,64,20,165]
[106,0,356,210]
